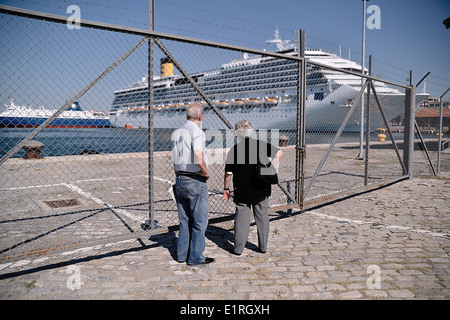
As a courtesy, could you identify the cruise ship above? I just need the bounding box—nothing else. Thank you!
[109,30,428,132]
[0,99,111,128]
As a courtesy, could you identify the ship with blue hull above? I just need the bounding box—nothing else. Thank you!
[109,29,428,132]
[0,100,111,128]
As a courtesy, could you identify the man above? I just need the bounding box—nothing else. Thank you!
[223,120,282,255]
[171,102,214,265]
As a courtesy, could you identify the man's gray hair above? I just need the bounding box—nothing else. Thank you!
[235,119,254,140]
[186,102,204,120]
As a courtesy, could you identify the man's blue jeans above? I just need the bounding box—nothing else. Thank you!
[174,175,209,265]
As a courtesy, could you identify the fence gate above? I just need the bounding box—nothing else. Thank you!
[300,56,417,209]
[0,5,417,276]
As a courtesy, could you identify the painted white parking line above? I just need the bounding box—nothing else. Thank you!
[0,183,65,191]
[61,183,146,224]
[61,183,104,205]
[0,175,150,192]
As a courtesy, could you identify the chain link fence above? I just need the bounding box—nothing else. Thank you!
[0,7,154,272]
[412,88,450,177]
[0,6,438,276]
[302,60,415,208]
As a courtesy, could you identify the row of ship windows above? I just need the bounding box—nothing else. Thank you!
[113,81,298,104]
[116,105,295,115]
[219,60,298,76]
[124,70,324,100]
[117,63,324,98]
[112,89,328,112]
[175,76,326,93]
[153,105,280,114]
[209,73,297,87]
[173,70,299,89]
[219,60,329,80]
[112,93,325,114]
[113,77,328,106]
[113,94,329,114]
[192,77,298,95]
[113,83,296,104]
[210,64,298,82]
[113,92,325,110]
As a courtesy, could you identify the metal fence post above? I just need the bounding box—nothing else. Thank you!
[147,0,155,229]
[147,37,155,229]
[403,82,416,178]
[295,29,306,210]
[363,55,372,186]
[437,96,443,174]
[437,88,450,173]
[148,0,154,32]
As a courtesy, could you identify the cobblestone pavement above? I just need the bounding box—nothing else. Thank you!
[0,172,448,300]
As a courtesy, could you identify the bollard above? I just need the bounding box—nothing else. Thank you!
[22,140,45,159]
[377,134,387,142]
[278,135,289,147]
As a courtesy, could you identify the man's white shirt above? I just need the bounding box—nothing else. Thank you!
[171,120,208,172]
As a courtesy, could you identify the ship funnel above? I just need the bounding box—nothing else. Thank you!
[160,57,174,78]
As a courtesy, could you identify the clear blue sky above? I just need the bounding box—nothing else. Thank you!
[1,0,449,100]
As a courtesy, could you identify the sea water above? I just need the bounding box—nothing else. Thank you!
[0,127,445,159]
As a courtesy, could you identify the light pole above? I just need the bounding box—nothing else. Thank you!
[357,0,368,160]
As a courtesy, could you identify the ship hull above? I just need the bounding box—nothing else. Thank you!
[0,116,111,128]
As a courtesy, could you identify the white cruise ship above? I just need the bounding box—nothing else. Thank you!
[109,30,428,132]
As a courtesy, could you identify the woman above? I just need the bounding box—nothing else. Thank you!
[223,120,282,255]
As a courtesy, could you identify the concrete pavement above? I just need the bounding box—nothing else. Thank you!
[0,172,449,300]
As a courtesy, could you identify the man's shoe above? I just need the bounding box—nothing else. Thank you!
[188,257,215,266]
[202,257,215,264]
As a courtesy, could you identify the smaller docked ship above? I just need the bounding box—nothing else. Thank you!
[0,99,111,128]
